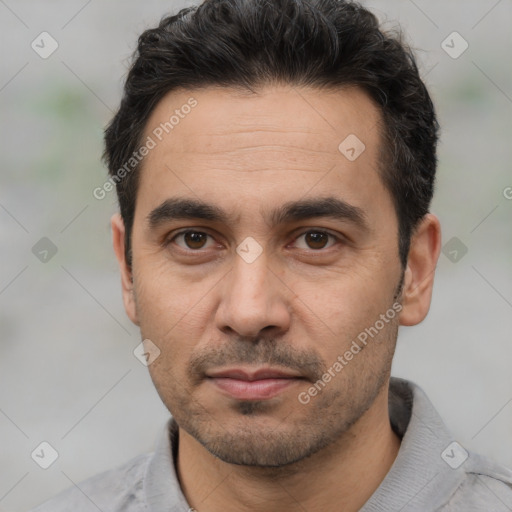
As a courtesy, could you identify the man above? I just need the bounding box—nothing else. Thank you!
[32,0,512,510]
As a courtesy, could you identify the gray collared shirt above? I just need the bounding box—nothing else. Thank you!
[30,378,512,511]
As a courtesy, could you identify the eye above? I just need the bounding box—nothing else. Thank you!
[293,230,339,250]
[171,230,216,250]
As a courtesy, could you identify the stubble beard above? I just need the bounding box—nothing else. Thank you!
[169,320,398,469]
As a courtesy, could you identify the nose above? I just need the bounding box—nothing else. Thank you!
[215,251,292,338]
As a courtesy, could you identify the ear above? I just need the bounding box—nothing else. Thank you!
[399,213,441,326]
[111,213,139,326]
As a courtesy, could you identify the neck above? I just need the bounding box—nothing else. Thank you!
[176,384,400,512]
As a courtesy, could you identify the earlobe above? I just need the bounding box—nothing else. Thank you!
[399,213,441,326]
[111,213,139,326]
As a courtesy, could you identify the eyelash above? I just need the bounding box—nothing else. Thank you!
[166,229,342,252]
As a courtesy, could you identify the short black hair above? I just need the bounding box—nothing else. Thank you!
[103,0,439,269]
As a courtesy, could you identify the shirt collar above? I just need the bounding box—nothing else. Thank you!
[361,377,467,511]
[144,417,190,511]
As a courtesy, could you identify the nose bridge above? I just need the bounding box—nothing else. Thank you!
[231,232,271,289]
[215,249,291,336]
[230,253,272,308]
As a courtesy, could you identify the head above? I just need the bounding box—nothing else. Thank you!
[105,0,441,467]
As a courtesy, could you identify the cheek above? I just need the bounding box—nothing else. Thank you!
[135,256,204,321]
[135,270,225,356]
[133,266,204,364]
[289,267,397,353]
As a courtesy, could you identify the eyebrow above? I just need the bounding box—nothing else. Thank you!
[147,196,369,232]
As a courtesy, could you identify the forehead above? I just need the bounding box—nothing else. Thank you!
[143,84,380,157]
[136,84,390,225]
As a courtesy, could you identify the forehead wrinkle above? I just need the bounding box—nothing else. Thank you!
[181,145,338,156]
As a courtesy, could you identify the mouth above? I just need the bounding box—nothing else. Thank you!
[206,367,305,400]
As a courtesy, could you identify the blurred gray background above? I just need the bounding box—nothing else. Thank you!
[1,0,511,510]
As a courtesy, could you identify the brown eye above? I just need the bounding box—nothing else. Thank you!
[173,231,212,250]
[184,232,208,249]
[304,231,329,249]
[293,230,338,250]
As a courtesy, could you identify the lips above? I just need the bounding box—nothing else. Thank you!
[208,368,301,381]
[206,367,303,400]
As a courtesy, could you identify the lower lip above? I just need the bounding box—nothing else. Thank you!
[209,377,299,400]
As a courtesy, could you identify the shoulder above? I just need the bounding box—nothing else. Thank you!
[29,452,151,512]
[386,378,512,511]
[443,451,512,511]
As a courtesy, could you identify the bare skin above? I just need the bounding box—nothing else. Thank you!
[111,84,441,512]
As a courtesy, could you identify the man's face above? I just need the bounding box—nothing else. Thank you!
[126,85,404,466]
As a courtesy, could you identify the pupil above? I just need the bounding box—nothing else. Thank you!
[185,232,206,249]
[306,232,327,249]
